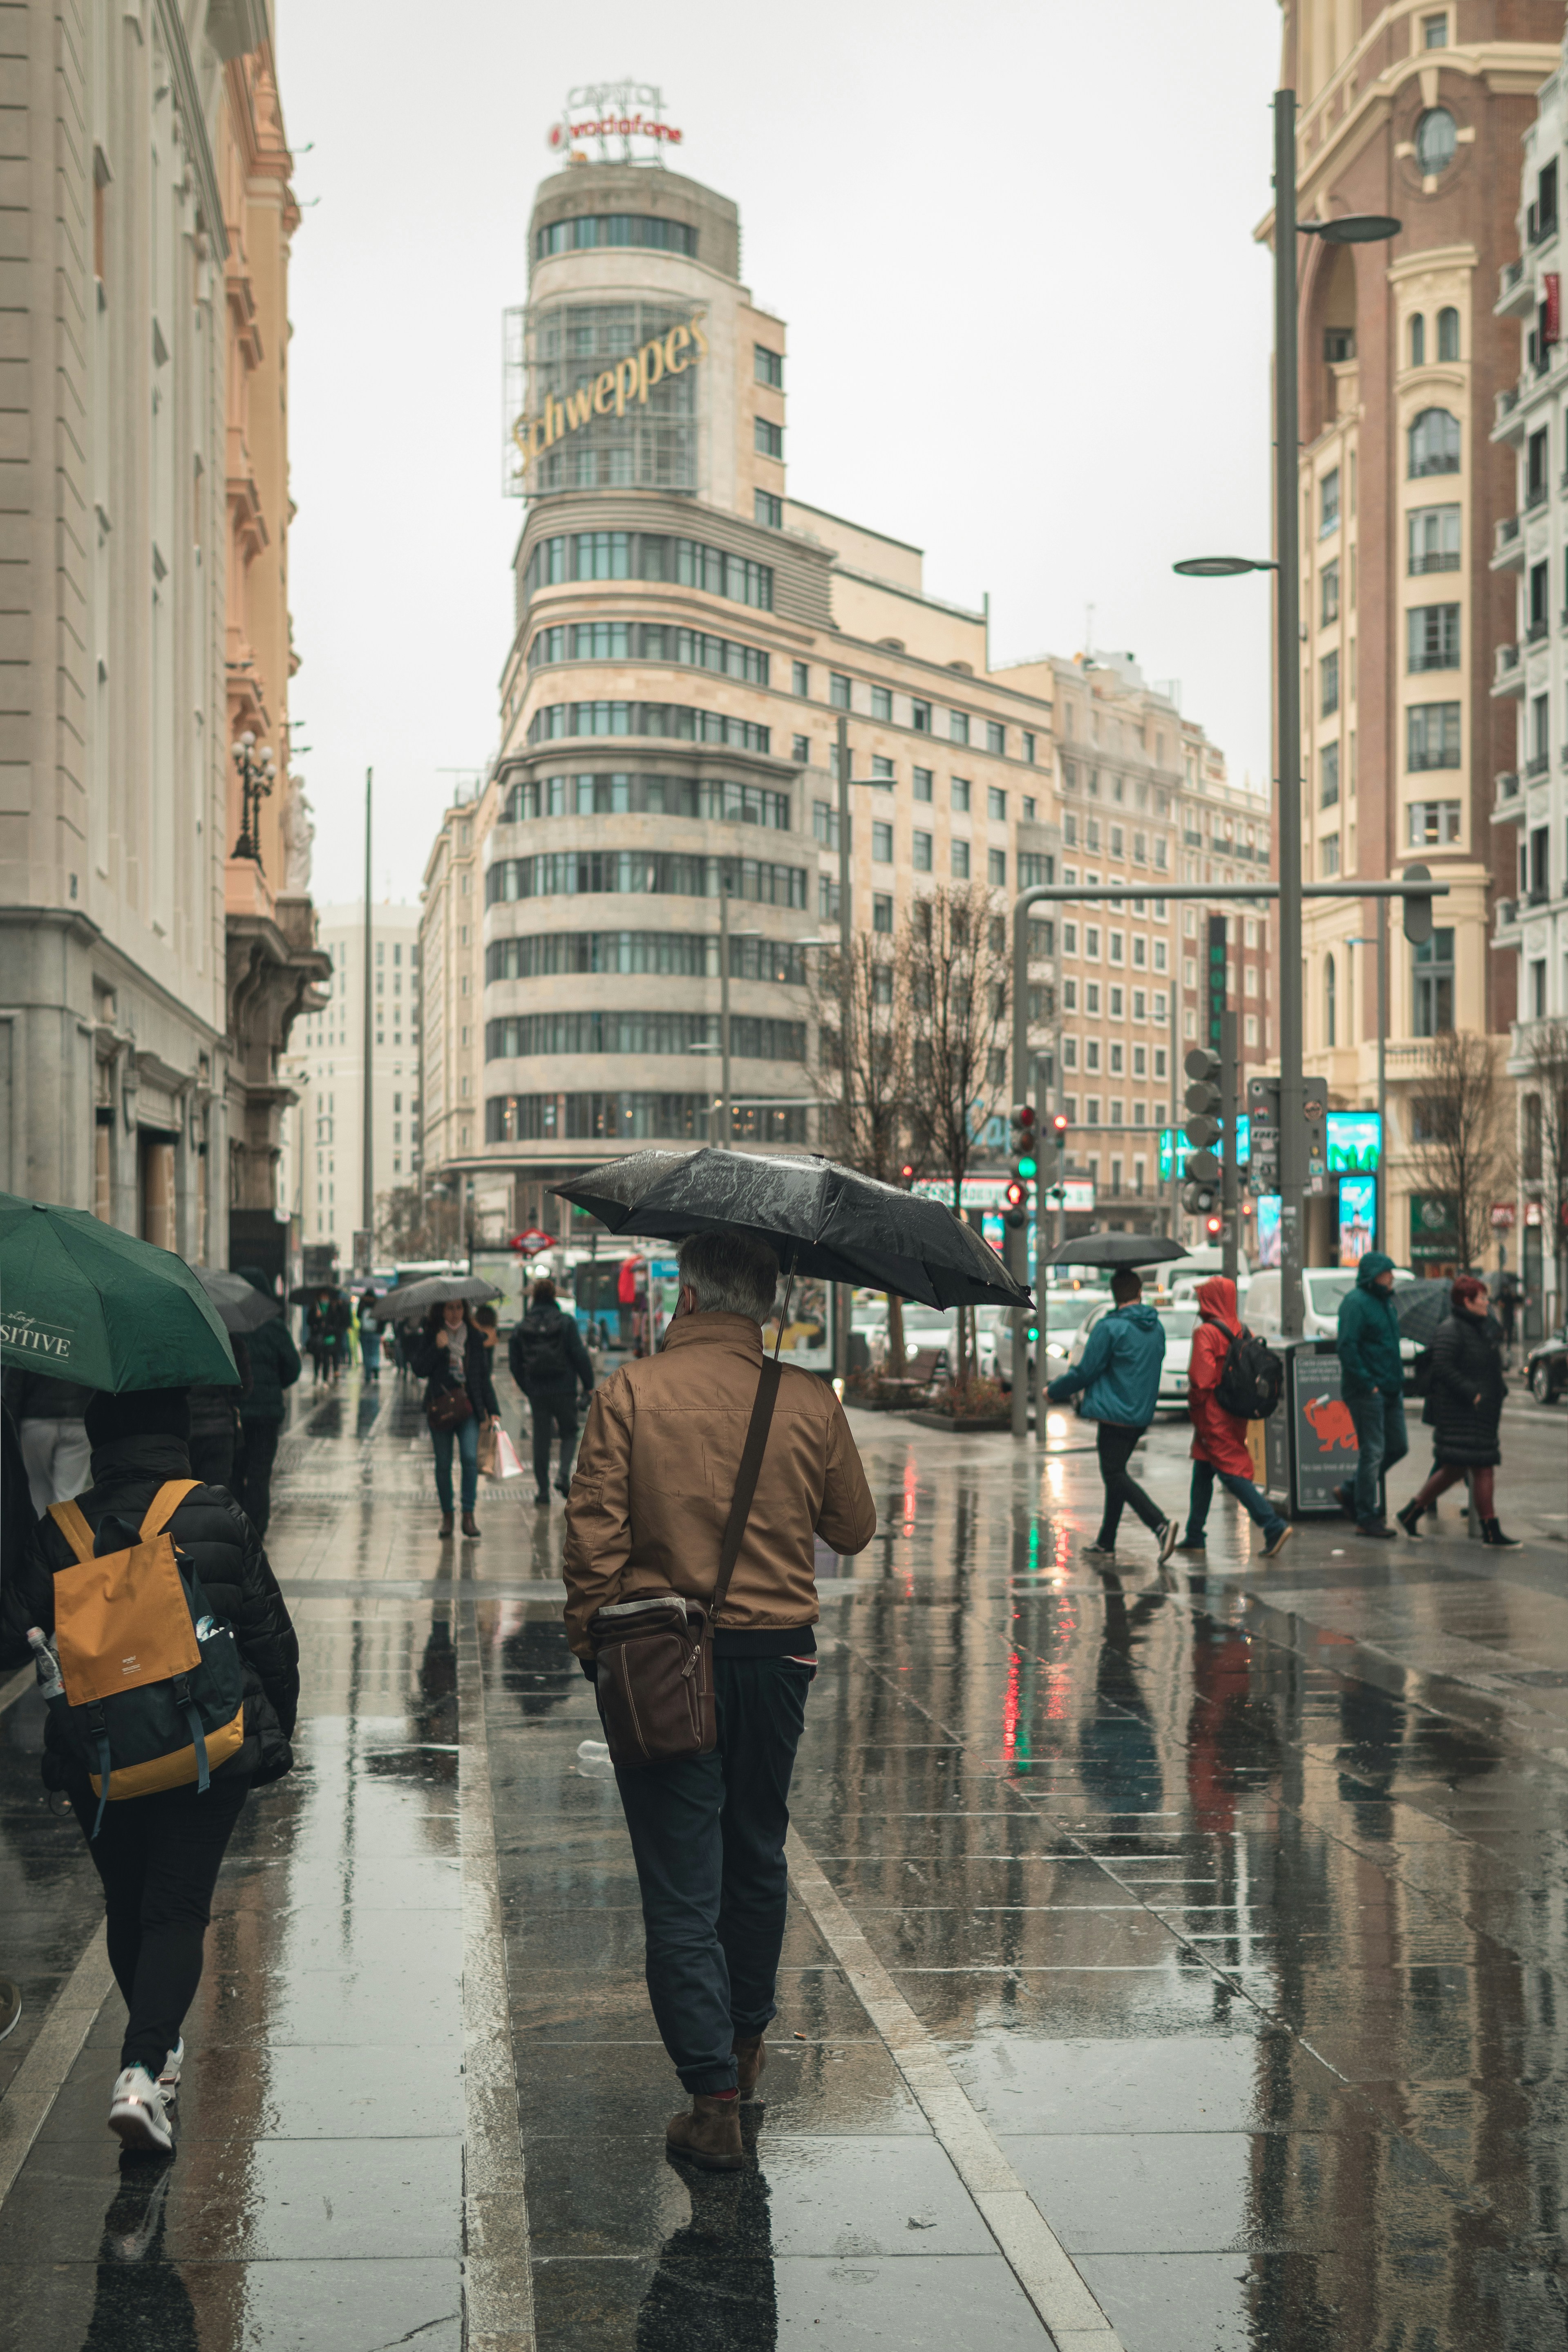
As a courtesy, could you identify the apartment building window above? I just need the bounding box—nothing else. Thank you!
[1321,560,1340,625]
[911,699,931,732]
[951,839,971,878]
[792,661,809,696]
[1109,1043,1124,1075]
[754,417,783,459]
[1320,832,1341,877]
[1320,467,1341,535]
[1410,312,1426,367]
[1062,1038,1078,1070]
[812,801,839,848]
[984,786,1006,823]
[1530,561,1550,641]
[792,734,809,763]
[1415,107,1457,175]
[1438,307,1458,361]
[1062,922,1077,954]
[1023,795,1036,821]
[1085,981,1100,1014]
[988,849,1006,886]
[871,685,892,721]
[872,820,893,864]
[754,344,784,387]
[1409,407,1460,477]
[830,671,851,710]
[951,778,971,812]
[1408,504,1460,573]
[1244,965,1258,994]
[754,490,783,528]
[1407,801,1461,847]
[1422,11,1447,44]
[1529,823,1550,899]
[913,830,932,871]
[1085,1041,1101,1073]
[1407,701,1461,769]
[1407,604,1459,671]
[913,767,932,802]
[1533,692,1551,769]
[986,721,1005,756]
[1320,741,1340,808]
[871,756,895,783]
[1321,650,1340,716]
[873,893,892,933]
[1022,731,1036,763]
[950,711,969,745]
[1412,929,1454,1034]
[1085,926,1101,960]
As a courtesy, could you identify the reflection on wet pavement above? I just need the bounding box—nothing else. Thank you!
[2,1367,1567,2347]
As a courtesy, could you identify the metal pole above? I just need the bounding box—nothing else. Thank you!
[834,712,852,1383]
[1376,896,1387,1253]
[1170,938,1182,1241]
[719,882,732,1150]
[362,767,374,1262]
[1011,903,1030,1438]
[1274,89,1306,1342]
[1221,1005,1239,1288]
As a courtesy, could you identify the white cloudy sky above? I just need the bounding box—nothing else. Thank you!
[280,0,1282,906]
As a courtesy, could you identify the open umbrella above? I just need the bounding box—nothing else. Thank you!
[1045,1233,1188,1272]
[552,1148,1030,1309]
[1394,1278,1454,1351]
[0,1192,237,1391]
[366,1275,501,1324]
[192,1267,282,1336]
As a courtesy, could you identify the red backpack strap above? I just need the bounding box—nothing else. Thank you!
[46,1499,96,1564]
[139,1479,201,1542]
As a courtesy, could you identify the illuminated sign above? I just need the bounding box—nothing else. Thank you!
[1326,1110,1380,1173]
[548,81,682,159]
[1338,1174,1377,1266]
[510,313,708,481]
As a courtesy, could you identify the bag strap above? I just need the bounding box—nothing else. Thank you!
[139,1479,200,1543]
[711,1359,782,1628]
[46,1499,96,1564]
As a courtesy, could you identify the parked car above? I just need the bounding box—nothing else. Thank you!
[1064,1299,1197,1417]
[1243,1264,1426,1394]
[1526,1326,1568,1405]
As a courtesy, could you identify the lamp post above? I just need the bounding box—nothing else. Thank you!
[231,732,277,865]
[1174,93,1398,1337]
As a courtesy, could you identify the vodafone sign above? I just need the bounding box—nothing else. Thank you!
[549,81,682,159]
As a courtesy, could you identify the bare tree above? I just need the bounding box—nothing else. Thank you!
[376,1184,463,1263]
[1408,1029,1513,1273]
[905,883,1011,1379]
[1520,1018,1568,1316]
[807,928,918,1370]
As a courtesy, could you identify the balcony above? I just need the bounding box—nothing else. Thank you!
[1497,257,1533,317]
[1492,771,1524,823]
[1527,750,1551,778]
[1492,513,1525,570]
[1493,642,1525,696]
[1495,896,1522,936]
[1529,199,1559,248]
[1183,828,1201,848]
[1528,617,1551,644]
[1526,477,1551,510]
[1528,884,1552,907]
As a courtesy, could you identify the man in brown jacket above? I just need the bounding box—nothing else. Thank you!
[564,1228,875,2170]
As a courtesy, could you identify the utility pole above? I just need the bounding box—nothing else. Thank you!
[719,880,731,1150]
[1221,1006,1239,1288]
[1273,90,1306,1342]
[1376,896,1387,1251]
[361,767,374,1268]
[834,711,852,1383]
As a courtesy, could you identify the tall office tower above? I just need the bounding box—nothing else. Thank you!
[1281,0,1560,1274]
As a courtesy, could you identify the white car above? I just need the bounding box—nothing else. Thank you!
[866,1302,1011,1381]
[1243,1264,1424,1389]
[1065,1300,1197,1416]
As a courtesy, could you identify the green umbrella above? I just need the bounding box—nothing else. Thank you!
[0,1193,238,1391]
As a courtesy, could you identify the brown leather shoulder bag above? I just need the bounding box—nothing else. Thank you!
[590,1358,781,1768]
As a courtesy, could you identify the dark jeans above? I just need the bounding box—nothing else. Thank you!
[1185,1458,1287,1546]
[431,1414,479,1515]
[1347,1388,1407,1525]
[1095,1422,1165,1550]
[187,1430,234,1491]
[69,1772,250,2074]
[528,1390,579,1494]
[615,1654,814,2094]
[236,1418,281,1538]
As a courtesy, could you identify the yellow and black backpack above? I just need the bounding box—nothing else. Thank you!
[45,1479,247,1834]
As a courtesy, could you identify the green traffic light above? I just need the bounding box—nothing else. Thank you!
[1017,1154,1038,1180]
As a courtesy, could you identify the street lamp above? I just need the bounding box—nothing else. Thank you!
[1174,94,1400,1338]
[231,731,277,866]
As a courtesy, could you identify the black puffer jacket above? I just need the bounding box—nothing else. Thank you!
[409,1320,500,1421]
[1423,1306,1507,1467]
[508,1302,594,1397]
[32,1432,300,1791]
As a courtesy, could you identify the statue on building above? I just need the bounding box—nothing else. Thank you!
[281,774,314,893]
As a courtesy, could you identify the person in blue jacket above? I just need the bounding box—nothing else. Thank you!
[1333,1249,1407,1538]
[1048,1268,1179,1567]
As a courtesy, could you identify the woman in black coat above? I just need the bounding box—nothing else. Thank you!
[408,1301,500,1540]
[1395,1275,1520,1546]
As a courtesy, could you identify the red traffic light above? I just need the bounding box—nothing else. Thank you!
[1004,1179,1027,1211]
[899,1162,916,1187]
[1011,1102,1036,1129]
[1204,1213,1223,1238]
[1051,1113,1069,1137]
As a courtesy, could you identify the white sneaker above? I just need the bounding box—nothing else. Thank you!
[108,2066,174,2155]
[158,2039,183,2100]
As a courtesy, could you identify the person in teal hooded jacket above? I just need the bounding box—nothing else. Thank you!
[1334,1250,1407,1537]
[1049,1268,1178,1567]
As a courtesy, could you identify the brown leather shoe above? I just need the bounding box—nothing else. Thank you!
[666,2095,743,2170]
[438,1514,454,1540]
[461,1512,481,1539]
[733,2032,766,2102]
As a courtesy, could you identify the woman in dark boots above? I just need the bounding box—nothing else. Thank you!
[1396,1275,1520,1546]
[409,1300,500,1540]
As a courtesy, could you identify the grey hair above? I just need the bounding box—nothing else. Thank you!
[678,1229,781,1323]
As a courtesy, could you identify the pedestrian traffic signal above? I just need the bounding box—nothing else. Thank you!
[1003,1177,1028,1230]
[1203,1212,1224,1239]
[1051,1112,1069,1146]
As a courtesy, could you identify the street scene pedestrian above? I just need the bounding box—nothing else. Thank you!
[509,1277,595,1505]
[409,1298,501,1540]
[1047,1268,1178,1567]
[185,1333,249,1490]
[563,1229,876,2169]
[1396,1276,1521,1547]
[234,1276,302,1539]
[1175,1276,1293,1562]
[358,1290,382,1383]
[1334,1251,1409,1539]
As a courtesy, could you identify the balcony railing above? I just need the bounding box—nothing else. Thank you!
[1528,618,1550,643]
[1496,770,1520,798]
[1496,897,1521,928]
[1496,513,1522,550]
[1494,643,1523,689]
[1527,750,1550,776]
[1496,384,1522,423]
[1501,256,1526,295]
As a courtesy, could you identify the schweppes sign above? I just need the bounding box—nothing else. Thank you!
[510,312,708,481]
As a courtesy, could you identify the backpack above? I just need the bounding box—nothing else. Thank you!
[1213,1327,1284,1422]
[44,1480,247,1835]
[514,1309,569,1389]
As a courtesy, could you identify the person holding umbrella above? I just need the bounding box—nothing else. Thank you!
[1395,1275,1521,1546]
[409,1296,501,1540]
[1046,1267,1178,1568]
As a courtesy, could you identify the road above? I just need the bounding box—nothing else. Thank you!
[0,1360,1565,2349]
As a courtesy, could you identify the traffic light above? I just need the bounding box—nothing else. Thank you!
[1402,860,1433,946]
[1203,1212,1223,1239]
[1182,1046,1223,1214]
[899,1161,916,1188]
[1003,1177,1028,1230]
[1005,1104,1036,1229]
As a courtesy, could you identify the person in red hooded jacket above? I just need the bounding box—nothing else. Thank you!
[1174,1276,1293,1561]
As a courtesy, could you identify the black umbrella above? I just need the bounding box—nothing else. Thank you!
[552,1148,1030,1309]
[1394,1278,1453,1350]
[366,1275,501,1324]
[191,1267,283,1335]
[1045,1233,1188,1271]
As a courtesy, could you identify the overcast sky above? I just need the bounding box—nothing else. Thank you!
[280,0,1282,907]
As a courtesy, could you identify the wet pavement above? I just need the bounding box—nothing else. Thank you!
[1,1363,1567,2348]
